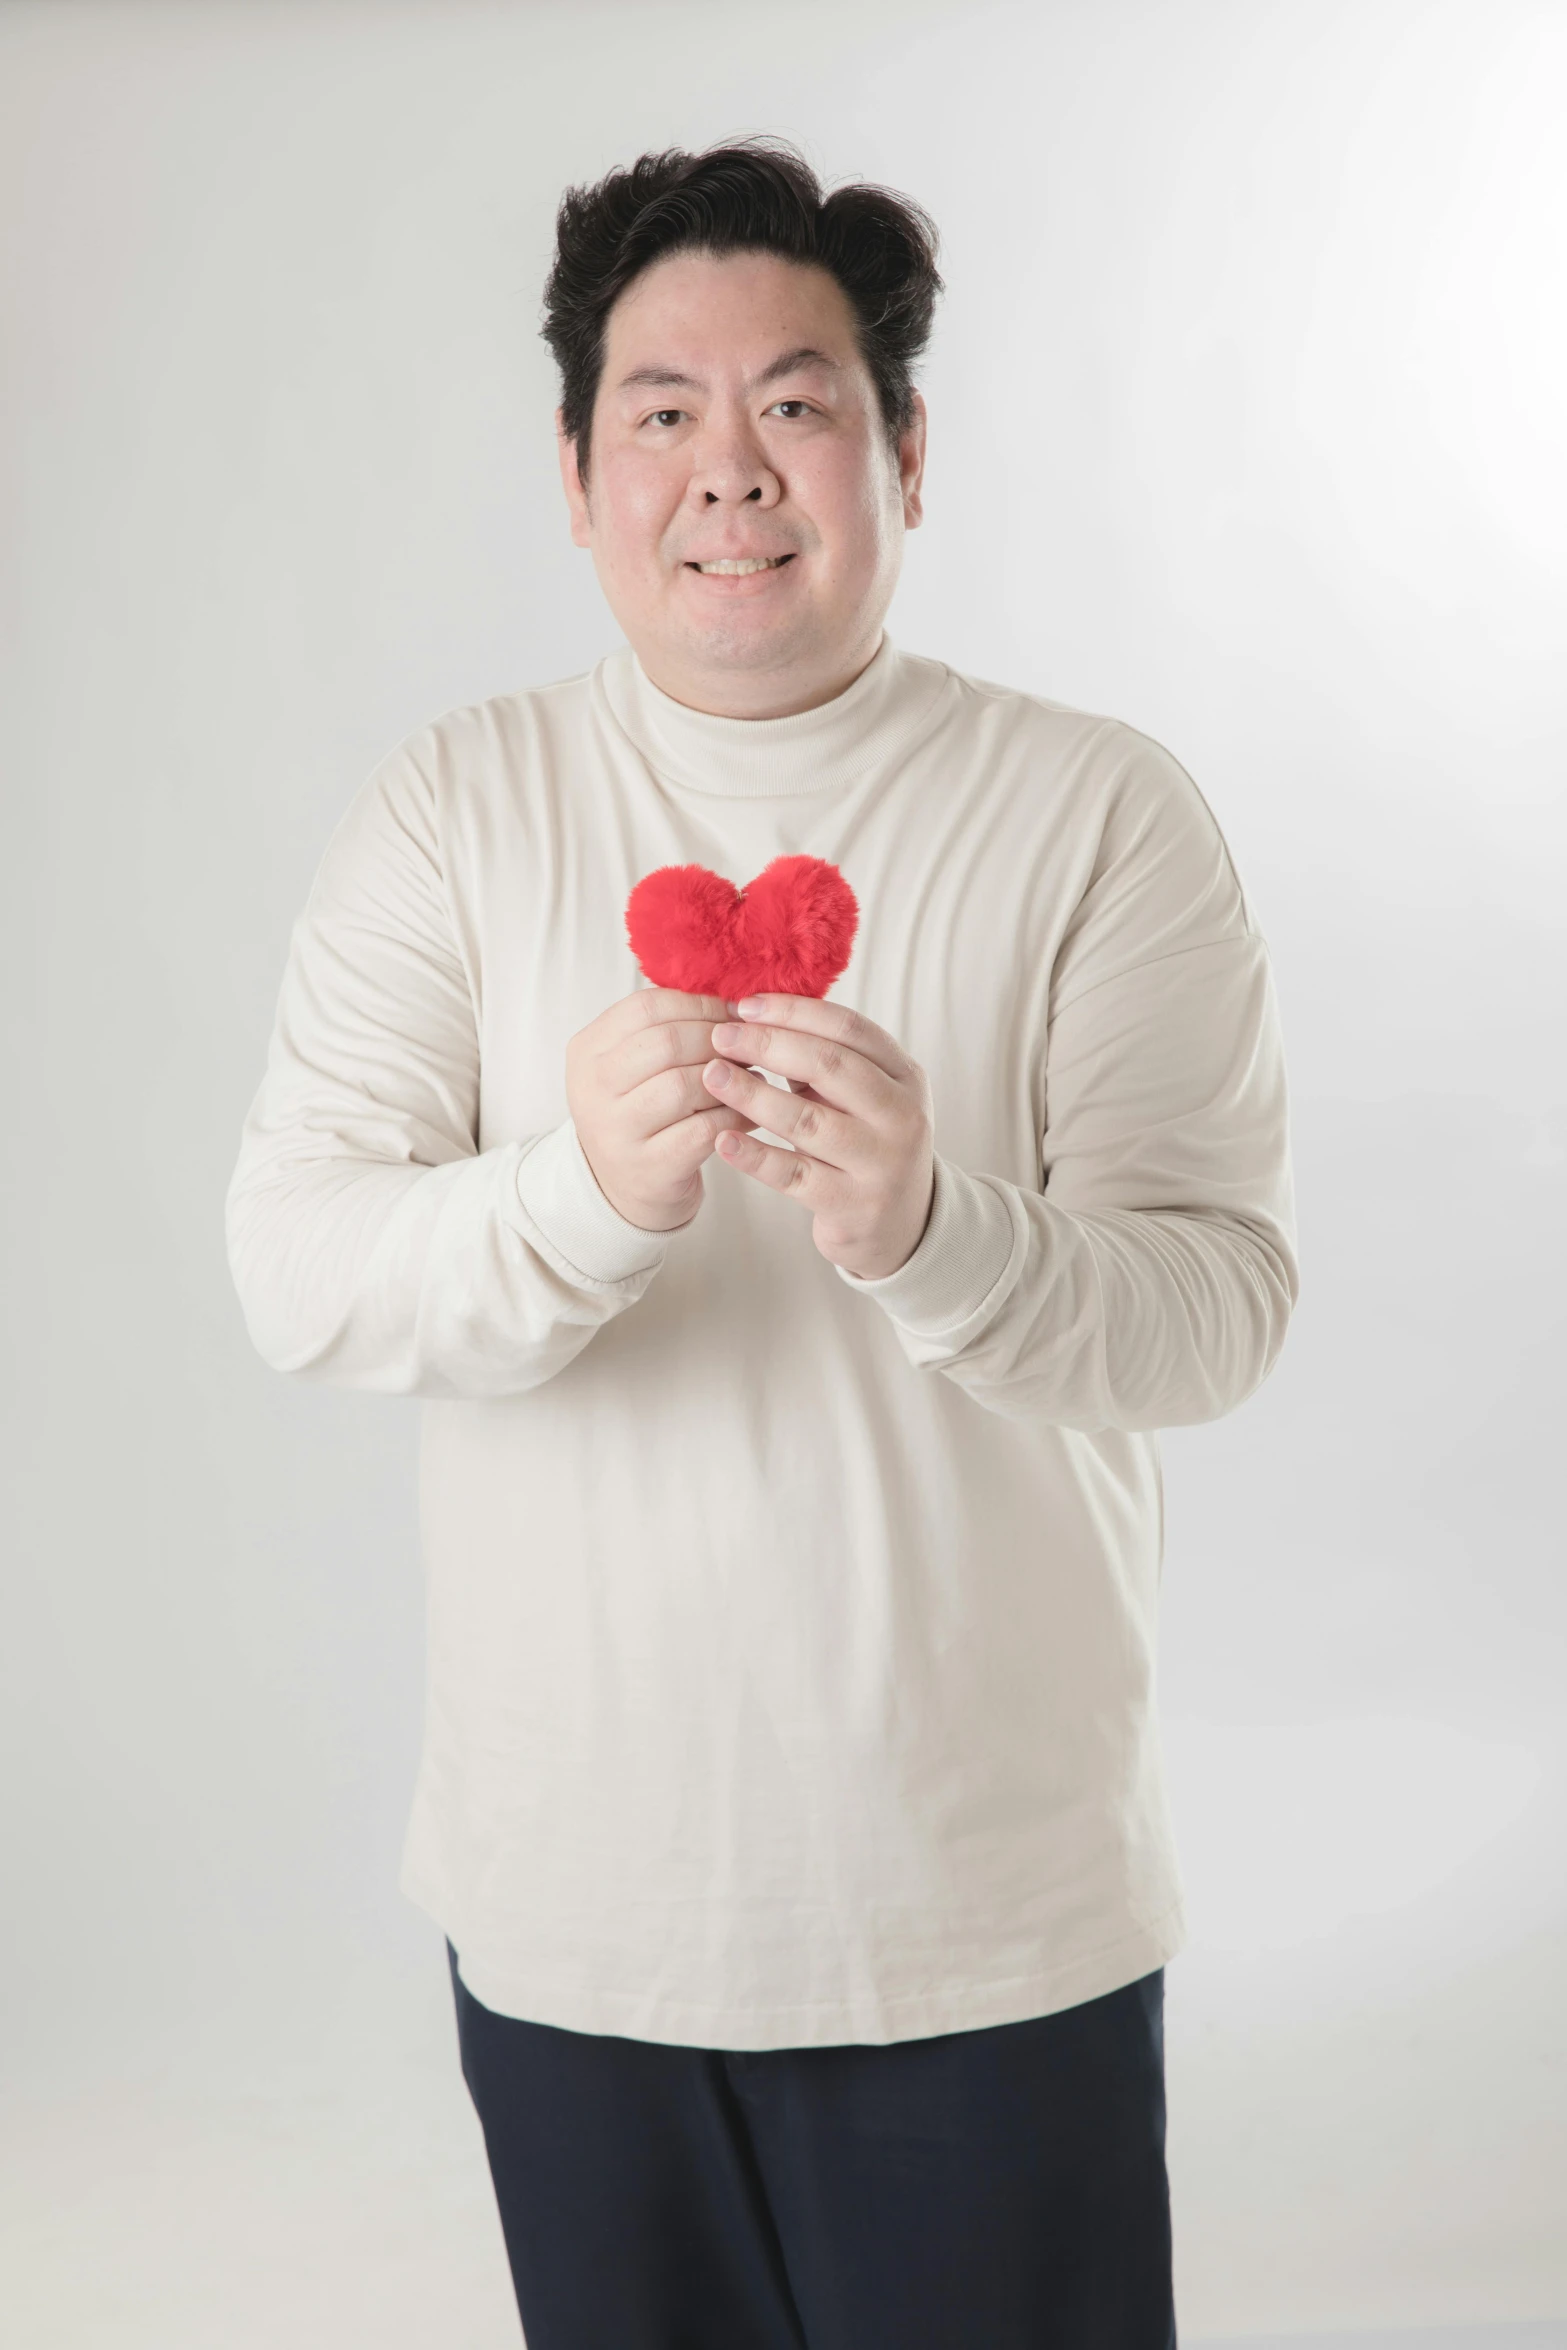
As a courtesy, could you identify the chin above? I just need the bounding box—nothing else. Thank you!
[684,612,821,675]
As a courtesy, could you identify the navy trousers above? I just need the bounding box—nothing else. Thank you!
[448,1942,1176,2349]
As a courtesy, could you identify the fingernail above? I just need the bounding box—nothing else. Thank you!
[736,996,763,1017]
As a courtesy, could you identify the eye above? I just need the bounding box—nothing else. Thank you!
[770,399,812,419]
[646,409,686,428]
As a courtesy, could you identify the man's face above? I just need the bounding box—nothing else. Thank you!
[557,247,925,718]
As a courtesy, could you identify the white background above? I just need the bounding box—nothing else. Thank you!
[3,1,1564,2342]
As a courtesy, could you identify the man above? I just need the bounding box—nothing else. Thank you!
[226,138,1297,2348]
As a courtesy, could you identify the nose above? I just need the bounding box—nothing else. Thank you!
[687,415,782,510]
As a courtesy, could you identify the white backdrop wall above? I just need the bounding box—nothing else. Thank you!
[3,2,1564,2342]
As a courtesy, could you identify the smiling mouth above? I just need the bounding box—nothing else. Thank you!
[685,555,796,575]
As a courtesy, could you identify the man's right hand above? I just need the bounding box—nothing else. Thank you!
[565,987,759,1232]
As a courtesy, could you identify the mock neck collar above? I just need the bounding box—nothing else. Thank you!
[594,632,948,799]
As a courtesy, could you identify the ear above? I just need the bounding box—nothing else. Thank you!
[556,409,593,545]
[898,390,928,531]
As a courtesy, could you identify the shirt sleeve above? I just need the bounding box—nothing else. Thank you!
[834,728,1299,1433]
[224,742,684,1401]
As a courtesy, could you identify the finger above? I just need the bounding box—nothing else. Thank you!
[636,1104,766,1200]
[605,986,732,1046]
[713,1123,839,1202]
[613,1014,748,1093]
[723,995,917,1085]
[700,1057,862,1173]
[627,1060,760,1142]
[709,1018,904,1125]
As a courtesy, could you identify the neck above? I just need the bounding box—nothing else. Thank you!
[602,630,945,804]
[635,629,885,720]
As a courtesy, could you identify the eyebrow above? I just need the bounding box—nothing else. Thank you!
[614,346,843,395]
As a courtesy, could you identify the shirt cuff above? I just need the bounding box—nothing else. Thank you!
[511,1119,684,1286]
[832,1152,1019,1336]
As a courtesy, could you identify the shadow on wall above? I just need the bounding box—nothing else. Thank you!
[1188,2331,1567,2350]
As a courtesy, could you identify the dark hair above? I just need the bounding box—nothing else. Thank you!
[541,136,943,479]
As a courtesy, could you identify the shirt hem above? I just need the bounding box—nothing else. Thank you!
[404,1872,1187,2050]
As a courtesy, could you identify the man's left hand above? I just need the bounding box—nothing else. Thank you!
[702,995,935,1281]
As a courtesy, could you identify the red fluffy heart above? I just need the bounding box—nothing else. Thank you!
[624,855,859,999]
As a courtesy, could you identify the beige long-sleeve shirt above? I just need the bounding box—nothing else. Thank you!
[225,633,1298,2049]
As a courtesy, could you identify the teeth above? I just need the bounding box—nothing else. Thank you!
[694,557,786,574]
